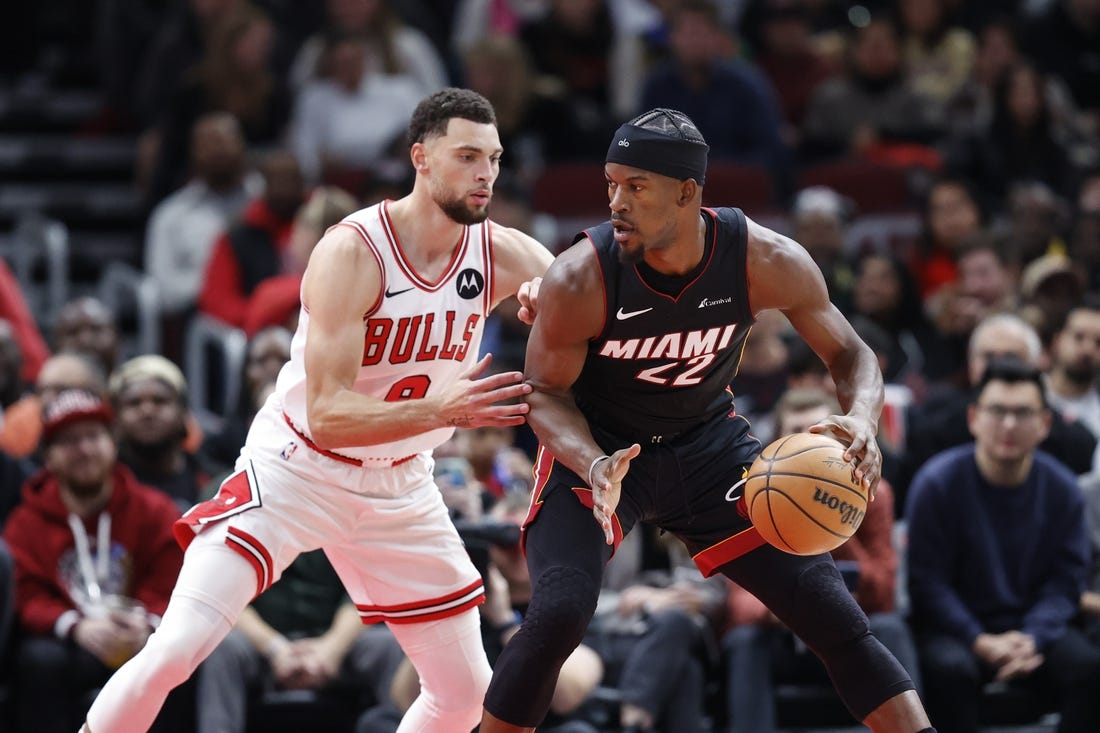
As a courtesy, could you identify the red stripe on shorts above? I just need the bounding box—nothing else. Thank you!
[692,526,767,577]
[226,527,274,596]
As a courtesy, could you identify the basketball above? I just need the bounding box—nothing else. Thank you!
[744,432,868,556]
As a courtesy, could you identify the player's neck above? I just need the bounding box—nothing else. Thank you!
[387,194,467,261]
[642,213,707,275]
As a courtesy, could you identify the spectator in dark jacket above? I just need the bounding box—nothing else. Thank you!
[906,357,1100,732]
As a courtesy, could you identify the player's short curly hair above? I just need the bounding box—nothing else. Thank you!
[626,108,706,144]
[407,88,497,146]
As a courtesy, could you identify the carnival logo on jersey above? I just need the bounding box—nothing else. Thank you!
[698,296,732,309]
[456,269,485,299]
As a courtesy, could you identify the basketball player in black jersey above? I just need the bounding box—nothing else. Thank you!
[481,109,935,732]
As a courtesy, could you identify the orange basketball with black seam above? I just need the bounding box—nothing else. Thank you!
[744,432,867,556]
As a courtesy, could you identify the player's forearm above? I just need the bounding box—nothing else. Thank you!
[526,388,606,484]
[831,344,884,423]
[308,389,446,449]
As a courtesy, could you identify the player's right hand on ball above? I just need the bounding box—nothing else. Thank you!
[591,444,641,545]
[442,354,532,428]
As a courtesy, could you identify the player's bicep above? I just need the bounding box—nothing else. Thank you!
[523,255,601,395]
[489,225,554,309]
[301,229,381,403]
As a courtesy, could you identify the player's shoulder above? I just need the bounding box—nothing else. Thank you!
[543,233,602,296]
[487,219,546,255]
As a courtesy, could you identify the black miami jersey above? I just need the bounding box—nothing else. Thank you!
[573,206,755,443]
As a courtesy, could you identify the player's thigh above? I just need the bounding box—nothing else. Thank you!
[523,483,618,582]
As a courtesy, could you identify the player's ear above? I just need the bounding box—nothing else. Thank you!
[678,178,699,206]
[410,142,428,172]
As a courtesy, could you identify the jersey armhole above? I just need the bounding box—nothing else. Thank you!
[334,221,387,319]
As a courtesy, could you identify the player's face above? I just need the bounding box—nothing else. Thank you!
[605,162,681,263]
[422,118,502,226]
[969,381,1050,465]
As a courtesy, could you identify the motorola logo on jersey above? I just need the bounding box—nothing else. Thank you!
[456,269,484,299]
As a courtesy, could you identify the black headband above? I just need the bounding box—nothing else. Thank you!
[605,124,709,185]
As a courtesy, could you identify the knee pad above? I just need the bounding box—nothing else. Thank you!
[522,566,600,660]
[788,559,869,653]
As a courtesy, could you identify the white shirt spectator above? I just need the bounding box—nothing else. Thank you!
[144,174,263,315]
[291,73,423,184]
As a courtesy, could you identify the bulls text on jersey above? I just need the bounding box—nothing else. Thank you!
[362,311,481,366]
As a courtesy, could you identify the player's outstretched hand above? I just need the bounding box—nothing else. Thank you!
[516,277,542,325]
[440,354,532,428]
[591,443,641,545]
[809,415,882,499]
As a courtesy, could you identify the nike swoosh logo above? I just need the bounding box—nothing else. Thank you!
[385,287,414,298]
[616,306,653,320]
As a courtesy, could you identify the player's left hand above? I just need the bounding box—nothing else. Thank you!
[516,277,542,325]
[809,415,881,499]
[591,444,641,544]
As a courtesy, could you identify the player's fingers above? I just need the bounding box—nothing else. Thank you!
[460,353,493,380]
[609,443,641,482]
[476,382,533,406]
[471,369,527,393]
[516,306,535,326]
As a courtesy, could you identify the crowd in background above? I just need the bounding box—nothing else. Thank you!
[3,0,1100,731]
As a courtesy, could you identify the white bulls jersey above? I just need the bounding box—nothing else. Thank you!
[269,200,494,462]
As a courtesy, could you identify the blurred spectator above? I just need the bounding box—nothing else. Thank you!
[1001,180,1071,265]
[201,325,291,473]
[133,0,246,129]
[740,0,838,146]
[585,525,724,733]
[461,34,609,184]
[897,0,975,117]
[289,0,448,96]
[904,312,1097,492]
[641,1,788,175]
[0,537,12,660]
[0,352,108,461]
[1080,470,1100,643]
[910,176,985,299]
[451,0,552,53]
[925,233,1019,372]
[1023,0,1100,131]
[1018,252,1088,347]
[0,319,27,411]
[848,252,944,383]
[790,185,855,308]
[1043,297,1100,441]
[520,0,644,124]
[461,426,533,501]
[724,386,920,733]
[290,32,423,185]
[53,297,121,375]
[729,309,791,442]
[95,0,177,128]
[198,151,305,328]
[906,356,1100,732]
[242,185,360,337]
[802,15,940,162]
[198,549,405,733]
[4,390,187,733]
[1070,173,1100,290]
[146,112,262,320]
[149,4,290,204]
[0,259,49,384]
[110,355,209,511]
[947,62,1078,201]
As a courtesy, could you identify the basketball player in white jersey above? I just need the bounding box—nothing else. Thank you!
[81,88,553,733]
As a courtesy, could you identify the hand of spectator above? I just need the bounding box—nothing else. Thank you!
[293,638,342,687]
[973,631,1031,667]
[617,585,660,616]
[268,637,312,689]
[437,354,532,429]
[516,277,541,325]
[73,615,146,668]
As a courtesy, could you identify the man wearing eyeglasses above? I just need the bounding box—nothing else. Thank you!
[905,355,1100,732]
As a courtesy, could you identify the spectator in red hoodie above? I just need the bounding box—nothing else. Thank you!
[0,258,49,383]
[3,390,186,733]
[197,150,306,328]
